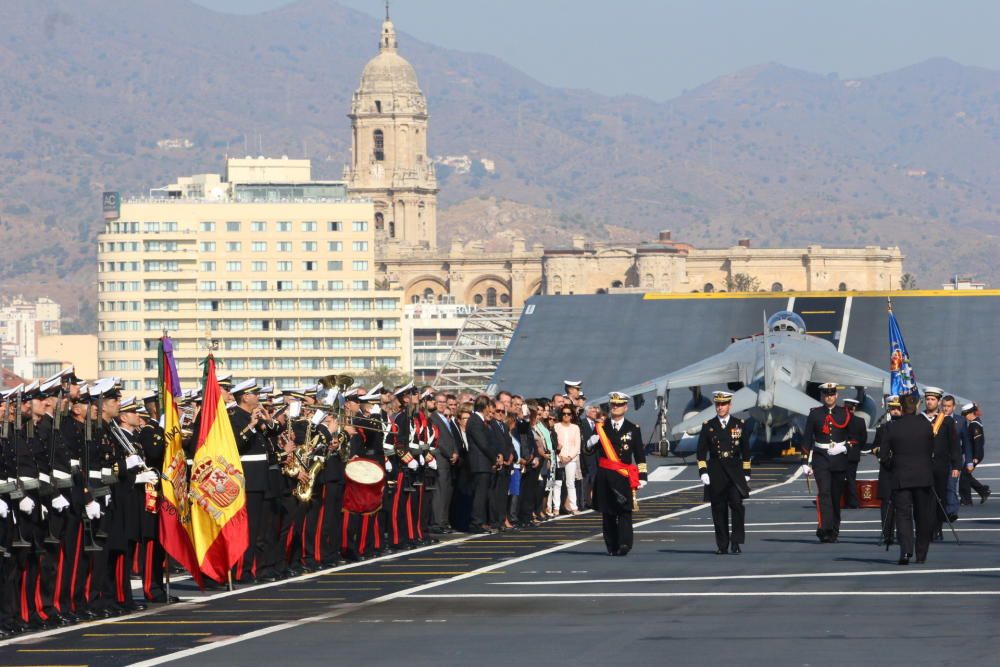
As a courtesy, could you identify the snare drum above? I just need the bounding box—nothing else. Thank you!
[343,458,386,515]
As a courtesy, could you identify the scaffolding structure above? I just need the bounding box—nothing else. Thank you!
[432,307,520,393]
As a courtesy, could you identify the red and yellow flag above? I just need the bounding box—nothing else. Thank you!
[157,336,203,588]
[190,355,248,582]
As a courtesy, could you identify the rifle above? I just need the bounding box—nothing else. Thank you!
[10,388,31,548]
[43,387,67,544]
[80,395,103,551]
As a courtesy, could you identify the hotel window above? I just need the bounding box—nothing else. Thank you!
[276,280,293,291]
[251,281,267,291]
[199,281,217,291]
[251,221,267,232]
[328,339,348,349]
[352,280,369,291]
[200,261,216,272]
[327,222,342,232]
[277,242,292,252]
[302,241,317,252]
[252,242,267,252]
[328,241,342,252]
[302,261,317,271]
[249,339,269,350]
[226,281,243,292]
[277,221,292,232]
[200,242,216,252]
[223,299,245,311]
[226,261,242,272]
[352,261,368,271]
[252,261,268,272]
[226,221,241,232]
[200,222,216,232]
[143,222,160,233]
[228,359,247,370]
[275,299,295,311]
[327,280,344,291]
[302,221,317,232]
[225,339,247,351]
[300,320,320,330]
[327,299,347,310]
[327,261,343,271]
[326,319,347,330]
[301,281,318,291]
[226,242,242,252]
[300,340,321,350]
[277,261,292,272]
[163,222,178,232]
[352,221,369,232]
[328,358,347,369]
[352,241,369,252]
[248,299,268,311]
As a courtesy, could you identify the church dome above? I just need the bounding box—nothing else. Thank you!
[359,18,422,96]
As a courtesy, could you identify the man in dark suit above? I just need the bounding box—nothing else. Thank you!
[487,399,513,529]
[801,382,854,543]
[585,392,647,556]
[868,395,902,546]
[429,392,458,533]
[697,391,752,554]
[465,395,497,533]
[579,404,599,510]
[880,393,935,564]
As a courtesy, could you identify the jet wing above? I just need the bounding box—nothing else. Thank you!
[671,386,757,435]
[616,342,755,400]
[808,347,891,393]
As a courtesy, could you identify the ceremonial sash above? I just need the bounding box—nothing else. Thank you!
[931,412,945,437]
[596,422,639,490]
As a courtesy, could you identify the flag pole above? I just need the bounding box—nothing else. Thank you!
[227,571,234,592]
[164,555,171,602]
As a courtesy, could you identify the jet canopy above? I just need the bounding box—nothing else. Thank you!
[767,311,806,334]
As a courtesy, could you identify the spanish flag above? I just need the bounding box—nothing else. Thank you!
[190,355,248,582]
[157,336,203,588]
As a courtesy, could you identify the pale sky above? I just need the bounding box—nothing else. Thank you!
[193,0,1000,101]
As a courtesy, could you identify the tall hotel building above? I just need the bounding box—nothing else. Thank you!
[97,157,404,392]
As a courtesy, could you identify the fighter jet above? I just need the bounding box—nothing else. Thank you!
[619,311,891,457]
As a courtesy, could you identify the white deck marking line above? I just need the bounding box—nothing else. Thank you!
[635,528,1000,534]
[491,566,1000,587]
[669,517,1000,527]
[838,296,852,353]
[647,466,686,482]
[127,478,759,665]
[406,591,1000,599]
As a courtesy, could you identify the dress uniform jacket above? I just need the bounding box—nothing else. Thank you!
[871,418,896,500]
[696,415,751,499]
[591,418,647,515]
[926,413,962,473]
[968,420,985,463]
[230,408,270,494]
[879,415,934,489]
[846,414,867,464]
[137,423,165,539]
[802,405,852,471]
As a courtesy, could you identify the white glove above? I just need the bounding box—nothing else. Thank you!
[41,505,48,520]
[745,476,751,484]
[638,480,647,489]
[134,470,158,485]
[18,496,35,514]
[369,405,381,415]
[85,500,102,520]
[700,473,710,485]
[521,404,530,418]
[104,495,112,507]
[51,495,71,512]
[587,435,599,447]
[125,455,144,470]
[385,460,393,473]
[427,458,438,470]
[801,464,813,477]
[407,459,419,471]
[0,499,8,519]
[829,444,847,456]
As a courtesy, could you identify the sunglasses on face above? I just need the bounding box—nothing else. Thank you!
[561,412,573,416]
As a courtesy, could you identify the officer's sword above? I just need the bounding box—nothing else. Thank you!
[931,485,960,544]
[804,448,813,495]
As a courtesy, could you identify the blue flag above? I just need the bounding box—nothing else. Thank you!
[888,301,918,397]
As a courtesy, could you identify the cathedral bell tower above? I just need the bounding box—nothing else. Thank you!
[346,8,438,249]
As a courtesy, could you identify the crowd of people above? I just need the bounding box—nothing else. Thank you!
[2,364,986,637]
[0,372,647,637]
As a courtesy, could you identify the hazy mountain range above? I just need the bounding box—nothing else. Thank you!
[1,0,997,328]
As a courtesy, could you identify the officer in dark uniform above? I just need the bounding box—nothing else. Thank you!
[868,395,902,546]
[136,396,175,603]
[697,391,752,554]
[801,382,854,543]
[921,387,962,540]
[0,389,15,636]
[879,393,935,564]
[229,379,276,582]
[585,392,647,556]
[842,397,868,509]
[107,398,147,613]
[959,402,990,505]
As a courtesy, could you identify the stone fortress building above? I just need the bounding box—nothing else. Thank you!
[352,11,904,306]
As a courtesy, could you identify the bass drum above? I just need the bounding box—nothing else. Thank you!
[343,458,386,515]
